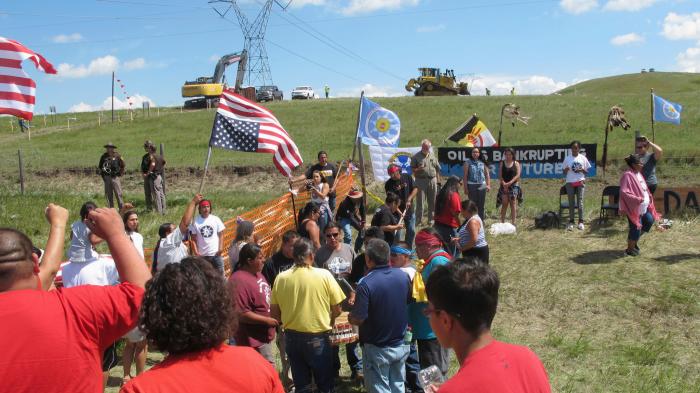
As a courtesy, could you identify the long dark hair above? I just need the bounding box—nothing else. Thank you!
[122,210,138,234]
[298,202,320,223]
[238,243,262,269]
[435,176,461,216]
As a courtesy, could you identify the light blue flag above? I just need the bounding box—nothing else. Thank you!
[653,94,682,125]
[357,96,400,147]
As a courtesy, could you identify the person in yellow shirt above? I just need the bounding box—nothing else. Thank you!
[271,238,345,393]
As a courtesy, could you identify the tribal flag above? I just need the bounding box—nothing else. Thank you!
[447,115,497,147]
[652,94,682,125]
[368,145,422,182]
[357,96,401,147]
[0,37,56,120]
[209,89,302,177]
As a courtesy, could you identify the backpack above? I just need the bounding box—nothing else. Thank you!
[534,211,560,229]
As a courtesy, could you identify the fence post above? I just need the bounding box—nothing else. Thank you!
[160,143,166,195]
[18,149,25,194]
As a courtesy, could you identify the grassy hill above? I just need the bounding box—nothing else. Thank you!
[1,89,699,176]
[557,71,700,96]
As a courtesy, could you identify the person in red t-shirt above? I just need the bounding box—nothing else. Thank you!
[432,176,463,256]
[424,260,551,393]
[122,256,284,393]
[228,243,278,363]
[0,205,151,393]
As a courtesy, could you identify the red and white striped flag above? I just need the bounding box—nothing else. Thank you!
[209,89,303,177]
[0,37,57,120]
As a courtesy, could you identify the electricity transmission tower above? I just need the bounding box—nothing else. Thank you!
[210,0,291,87]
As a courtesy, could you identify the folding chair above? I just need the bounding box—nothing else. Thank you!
[598,185,620,223]
[559,185,578,224]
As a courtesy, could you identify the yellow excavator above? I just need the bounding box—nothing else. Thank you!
[405,68,470,96]
[182,50,247,108]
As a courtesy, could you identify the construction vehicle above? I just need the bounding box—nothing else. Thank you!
[405,68,470,96]
[182,50,247,108]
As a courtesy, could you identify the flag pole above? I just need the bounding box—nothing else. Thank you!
[497,104,509,146]
[351,92,364,162]
[650,88,656,143]
[198,146,213,194]
[353,92,368,223]
[111,72,115,123]
[602,110,611,178]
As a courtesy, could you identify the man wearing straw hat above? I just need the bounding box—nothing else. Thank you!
[97,142,125,209]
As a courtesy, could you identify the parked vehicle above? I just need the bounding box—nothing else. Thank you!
[291,86,315,100]
[256,85,283,102]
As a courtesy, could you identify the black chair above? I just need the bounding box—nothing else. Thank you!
[559,185,578,224]
[599,185,620,223]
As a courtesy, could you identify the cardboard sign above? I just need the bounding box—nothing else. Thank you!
[654,188,700,215]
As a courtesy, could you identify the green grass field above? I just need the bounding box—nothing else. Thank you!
[1,72,699,392]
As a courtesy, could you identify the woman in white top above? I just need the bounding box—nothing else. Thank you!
[123,210,144,259]
[453,200,489,264]
[153,194,204,273]
[121,210,147,384]
[562,140,591,231]
[302,170,331,234]
[228,219,256,272]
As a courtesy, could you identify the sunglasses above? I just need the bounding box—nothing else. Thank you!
[325,232,340,238]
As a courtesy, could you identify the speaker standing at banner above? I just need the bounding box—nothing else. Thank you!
[411,139,441,226]
[562,141,591,231]
[462,148,490,221]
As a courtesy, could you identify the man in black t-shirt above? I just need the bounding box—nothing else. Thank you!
[384,164,418,247]
[371,192,403,246]
[305,151,338,211]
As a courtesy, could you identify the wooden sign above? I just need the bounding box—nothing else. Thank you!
[654,188,700,215]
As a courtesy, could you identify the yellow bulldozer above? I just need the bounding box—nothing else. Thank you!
[405,68,470,96]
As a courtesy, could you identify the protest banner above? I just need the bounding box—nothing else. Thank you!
[438,144,597,179]
[654,187,700,215]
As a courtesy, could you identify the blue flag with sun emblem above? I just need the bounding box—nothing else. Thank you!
[652,94,682,125]
[357,96,400,147]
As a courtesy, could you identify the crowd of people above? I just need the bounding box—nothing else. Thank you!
[0,137,667,393]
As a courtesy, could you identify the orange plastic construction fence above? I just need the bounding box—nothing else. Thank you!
[146,171,356,276]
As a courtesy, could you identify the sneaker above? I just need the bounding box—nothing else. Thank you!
[577,222,585,230]
[566,223,574,231]
[625,248,639,257]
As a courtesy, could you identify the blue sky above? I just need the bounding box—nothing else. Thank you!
[2,0,699,113]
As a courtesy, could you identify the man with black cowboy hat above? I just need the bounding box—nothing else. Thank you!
[98,142,125,209]
[141,140,167,214]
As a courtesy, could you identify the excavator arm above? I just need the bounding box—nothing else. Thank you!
[211,50,248,90]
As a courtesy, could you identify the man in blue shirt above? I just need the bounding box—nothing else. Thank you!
[349,239,411,393]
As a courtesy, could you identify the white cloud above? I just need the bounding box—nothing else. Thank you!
[69,94,156,113]
[468,75,568,95]
[611,33,644,46]
[677,44,700,72]
[51,33,83,44]
[123,58,146,70]
[336,83,406,97]
[662,12,700,40]
[54,55,148,78]
[603,0,657,12]
[209,54,220,62]
[560,0,598,14]
[416,24,446,33]
[341,0,419,15]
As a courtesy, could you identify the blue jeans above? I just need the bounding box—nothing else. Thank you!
[202,255,224,275]
[405,340,422,393]
[339,218,354,245]
[628,211,654,241]
[396,211,416,248]
[333,341,362,374]
[285,331,335,393]
[363,343,410,393]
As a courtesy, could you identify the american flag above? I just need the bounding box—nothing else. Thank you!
[0,37,56,121]
[209,89,303,177]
